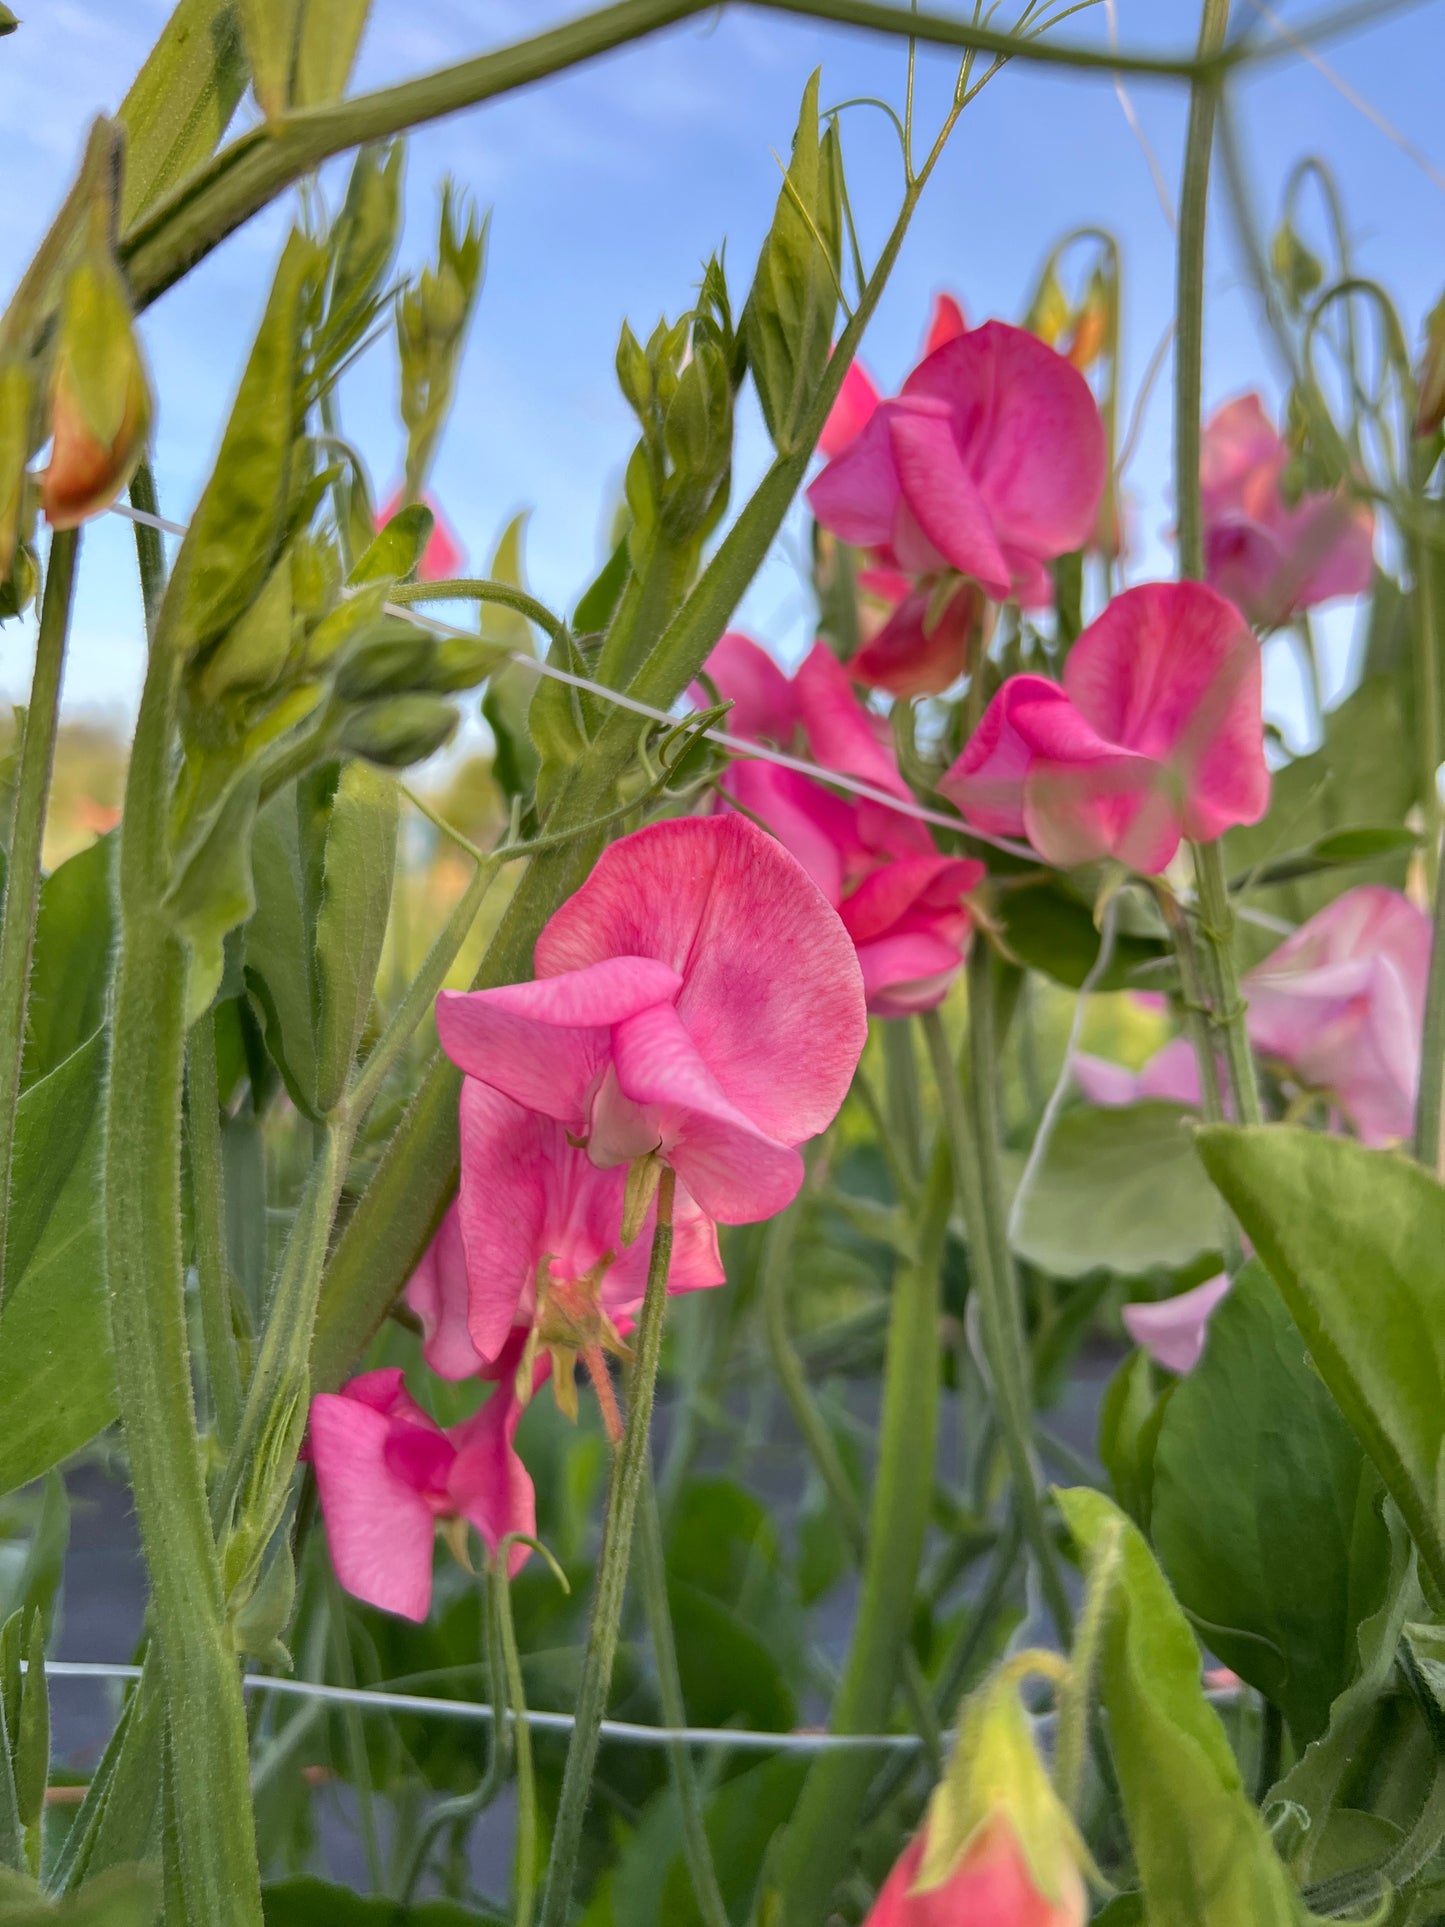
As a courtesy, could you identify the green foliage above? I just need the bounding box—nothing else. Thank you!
[1058,1488,1306,1924]
[1152,1262,1388,1745]
[1012,1102,1227,1279]
[1197,1125,1445,1599]
[117,0,247,226]
[1097,1350,1170,1532]
[996,876,1169,991]
[398,186,487,501]
[292,0,371,108]
[22,836,115,1088]
[0,1866,159,1924]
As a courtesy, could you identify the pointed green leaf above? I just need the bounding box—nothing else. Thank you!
[14,1614,48,1831]
[118,0,247,226]
[237,0,300,119]
[1196,1124,1445,1599]
[292,0,372,107]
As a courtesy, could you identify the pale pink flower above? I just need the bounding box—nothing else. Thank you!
[865,1816,1087,1927]
[1072,1036,1204,1110]
[1200,394,1373,628]
[700,634,984,1016]
[376,491,464,582]
[1243,885,1430,1145]
[1122,1274,1232,1375]
[436,815,867,1224]
[309,1364,535,1621]
[940,581,1269,874]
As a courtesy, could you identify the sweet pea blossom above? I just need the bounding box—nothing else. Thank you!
[436,814,867,1225]
[407,1089,723,1382]
[309,1364,536,1621]
[865,1817,1087,1927]
[851,564,982,700]
[1200,394,1373,628]
[808,320,1106,611]
[1072,1036,1204,1110]
[700,634,984,1016]
[817,294,967,458]
[376,491,464,581]
[1122,1275,1232,1375]
[940,581,1269,874]
[1243,885,1430,1145]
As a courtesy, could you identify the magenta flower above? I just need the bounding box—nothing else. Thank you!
[851,566,981,699]
[436,814,866,1224]
[864,1820,1086,1927]
[939,582,1269,874]
[1242,885,1430,1145]
[407,1091,724,1378]
[817,295,967,459]
[808,320,1105,610]
[376,491,465,582]
[309,1366,535,1621]
[1072,1036,1205,1110]
[1200,394,1373,628]
[1121,1275,1232,1375]
[701,635,985,1016]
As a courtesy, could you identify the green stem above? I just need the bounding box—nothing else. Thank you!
[494,1555,540,1927]
[1415,859,1445,1175]
[539,1167,676,1927]
[921,1000,1072,1641]
[767,1143,948,1927]
[0,528,77,1310]
[187,1010,242,1446]
[636,1472,730,1927]
[128,462,167,627]
[881,1019,924,1183]
[1410,492,1442,895]
[1191,840,1262,1126]
[389,577,570,653]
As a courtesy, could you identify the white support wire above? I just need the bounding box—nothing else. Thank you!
[104,499,1039,863]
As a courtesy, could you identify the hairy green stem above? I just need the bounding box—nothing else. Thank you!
[767,1142,948,1927]
[187,1011,241,1445]
[921,1001,1072,1641]
[539,1167,676,1927]
[495,1555,540,1927]
[1191,840,1262,1125]
[128,462,167,627]
[636,1472,730,1927]
[0,529,77,1310]
[105,585,261,1923]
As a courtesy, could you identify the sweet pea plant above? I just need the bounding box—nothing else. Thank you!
[0,2,1443,1924]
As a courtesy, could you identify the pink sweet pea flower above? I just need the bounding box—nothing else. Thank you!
[865,1818,1087,1927]
[809,320,1105,610]
[851,567,981,699]
[818,296,967,459]
[940,581,1269,874]
[1072,1035,1204,1109]
[700,635,984,1016]
[1200,394,1373,628]
[1242,885,1430,1145]
[309,1365,535,1621]
[436,814,866,1225]
[406,1093,724,1378]
[376,491,464,582]
[1121,1274,1232,1375]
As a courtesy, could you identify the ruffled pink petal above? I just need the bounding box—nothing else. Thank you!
[720,762,852,905]
[887,399,1013,599]
[455,1081,558,1364]
[601,1179,726,1321]
[838,855,982,945]
[855,929,969,1016]
[1071,1054,1146,1106]
[794,642,914,805]
[1204,516,1288,628]
[904,321,1106,567]
[818,358,881,457]
[405,1204,483,1380]
[310,1392,439,1621]
[1122,1274,1232,1375]
[536,815,866,1149]
[851,580,977,698]
[863,1814,1087,1926]
[938,676,1063,838]
[806,404,902,552]
[336,1366,414,1418]
[447,1385,537,1580]
[1200,395,1283,516]
[611,1001,807,1222]
[1138,1036,1207,1106]
[695,632,800,745]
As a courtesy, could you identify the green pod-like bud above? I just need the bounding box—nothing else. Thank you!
[1270,218,1325,313]
[0,9,18,37]
[416,632,510,693]
[192,549,296,704]
[41,247,153,532]
[350,501,433,586]
[333,616,437,699]
[615,320,652,422]
[0,542,38,623]
[339,693,458,767]
[302,581,388,674]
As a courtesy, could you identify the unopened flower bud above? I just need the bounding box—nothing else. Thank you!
[0,355,36,582]
[0,541,38,623]
[333,617,437,699]
[0,8,18,36]
[1270,220,1324,313]
[1416,294,1445,439]
[339,693,458,767]
[420,633,510,693]
[1065,271,1112,373]
[41,249,152,531]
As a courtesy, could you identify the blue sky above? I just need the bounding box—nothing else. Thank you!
[1,0,1442,746]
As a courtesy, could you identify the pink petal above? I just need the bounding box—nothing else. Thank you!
[1122,1274,1232,1375]
[938,676,1062,838]
[536,815,867,1150]
[855,930,969,1016]
[887,400,1013,599]
[794,642,914,805]
[1138,1036,1207,1107]
[904,321,1106,570]
[456,1082,558,1364]
[405,1204,484,1380]
[336,1366,413,1418]
[1200,395,1283,516]
[1071,1054,1145,1106]
[851,580,977,698]
[600,1180,726,1322]
[694,632,800,745]
[310,1392,439,1621]
[922,293,967,356]
[818,358,881,457]
[806,404,902,552]
[447,1385,537,1580]
[838,855,982,946]
[720,761,853,905]
[611,1001,807,1221]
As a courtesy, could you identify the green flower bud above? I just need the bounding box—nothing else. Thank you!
[420,633,510,693]
[333,616,438,699]
[41,248,153,532]
[339,693,457,767]
[0,7,18,35]
[0,356,36,581]
[0,541,38,623]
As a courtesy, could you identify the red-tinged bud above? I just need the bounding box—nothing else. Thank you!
[1416,294,1445,439]
[41,251,152,532]
[865,1659,1089,1927]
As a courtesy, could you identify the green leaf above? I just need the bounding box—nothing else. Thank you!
[1097,1350,1169,1531]
[292,0,371,106]
[262,1878,502,1923]
[0,1473,68,1639]
[1012,1103,1228,1279]
[349,503,432,587]
[0,1864,159,1923]
[312,763,397,1113]
[1195,1124,1445,1600]
[1154,1263,1386,1744]
[117,0,247,226]
[164,767,263,1026]
[237,0,300,118]
[0,1036,115,1499]
[1056,1488,1306,1924]
[23,835,113,1089]
[997,877,1168,992]
[743,71,842,451]
[14,1613,48,1831]
[573,536,630,637]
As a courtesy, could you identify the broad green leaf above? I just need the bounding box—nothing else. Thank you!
[23,835,113,1089]
[0,1472,68,1637]
[1057,1488,1306,1924]
[0,1036,114,1499]
[1196,1124,1445,1599]
[1152,1262,1387,1746]
[997,876,1168,992]
[666,1578,797,1733]
[0,1864,159,1923]
[1012,1103,1227,1279]
[262,1878,502,1923]
[117,0,247,227]
[312,763,397,1113]
[292,0,371,107]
